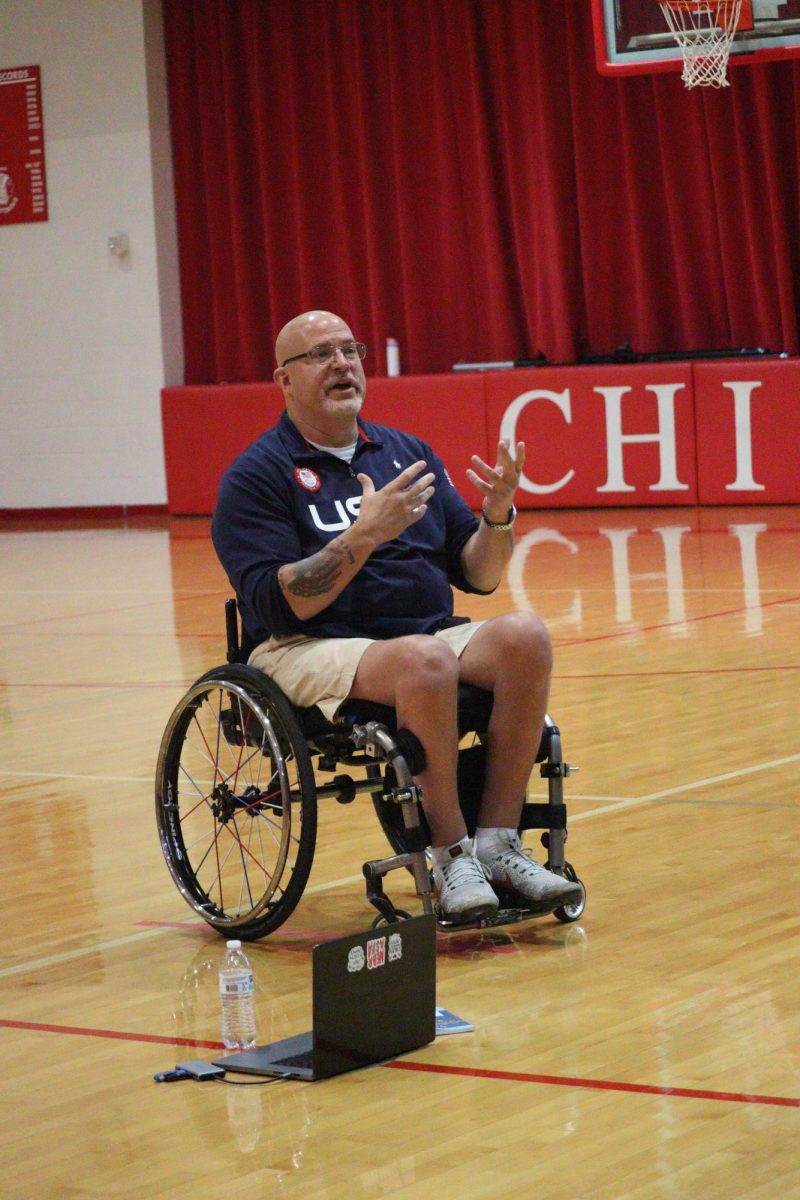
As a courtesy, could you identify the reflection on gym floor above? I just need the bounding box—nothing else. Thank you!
[1,505,798,1200]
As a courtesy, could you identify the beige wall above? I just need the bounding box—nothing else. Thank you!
[0,0,181,508]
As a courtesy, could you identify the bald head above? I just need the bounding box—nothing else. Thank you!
[272,309,366,446]
[274,310,352,367]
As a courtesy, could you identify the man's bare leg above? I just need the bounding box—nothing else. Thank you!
[456,611,553,826]
[349,634,466,846]
[350,633,502,922]
[456,612,580,905]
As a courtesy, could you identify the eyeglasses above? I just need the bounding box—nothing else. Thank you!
[280,340,367,368]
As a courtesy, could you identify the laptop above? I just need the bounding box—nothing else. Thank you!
[213,914,436,1080]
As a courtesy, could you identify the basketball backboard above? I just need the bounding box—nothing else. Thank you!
[592,0,800,75]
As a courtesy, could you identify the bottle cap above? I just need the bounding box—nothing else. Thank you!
[226,940,242,949]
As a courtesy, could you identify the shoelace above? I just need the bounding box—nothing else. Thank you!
[492,847,546,877]
[438,853,491,892]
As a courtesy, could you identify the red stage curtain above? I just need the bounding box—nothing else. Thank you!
[163,0,800,384]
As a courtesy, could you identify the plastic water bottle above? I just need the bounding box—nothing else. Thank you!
[219,939,257,1050]
[386,336,400,376]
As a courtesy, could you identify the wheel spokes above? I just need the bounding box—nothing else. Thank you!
[170,684,300,922]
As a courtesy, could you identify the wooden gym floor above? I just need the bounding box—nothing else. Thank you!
[0,504,798,1199]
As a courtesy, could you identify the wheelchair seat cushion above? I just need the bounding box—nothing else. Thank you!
[294,682,494,743]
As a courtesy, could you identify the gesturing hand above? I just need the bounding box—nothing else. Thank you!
[356,460,436,545]
[467,439,524,523]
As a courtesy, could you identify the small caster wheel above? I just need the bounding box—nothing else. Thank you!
[553,863,586,924]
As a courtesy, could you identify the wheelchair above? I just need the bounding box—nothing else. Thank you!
[155,600,586,940]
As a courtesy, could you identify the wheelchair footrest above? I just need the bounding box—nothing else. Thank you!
[436,905,556,932]
[436,878,583,931]
[491,883,575,915]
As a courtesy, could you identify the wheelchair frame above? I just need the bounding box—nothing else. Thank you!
[155,601,586,940]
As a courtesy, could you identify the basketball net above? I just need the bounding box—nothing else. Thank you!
[659,1,744,88]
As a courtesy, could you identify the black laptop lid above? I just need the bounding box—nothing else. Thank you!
[311,914,437,1079]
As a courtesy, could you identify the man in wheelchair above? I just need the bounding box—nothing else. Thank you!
[211,309,581,925]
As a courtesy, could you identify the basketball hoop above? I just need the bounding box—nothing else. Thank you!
[659,1,744,88]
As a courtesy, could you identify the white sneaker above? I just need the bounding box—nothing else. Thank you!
[478,832,582,909]
[432,838,499,923]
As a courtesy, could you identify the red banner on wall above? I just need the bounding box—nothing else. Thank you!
[161,359,800,514]
[0,65,48,226]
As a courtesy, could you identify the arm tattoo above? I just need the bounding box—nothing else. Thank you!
[280,539,357,599]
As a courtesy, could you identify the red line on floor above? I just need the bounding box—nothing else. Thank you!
[387,1060,800,1108]
[2,1019,797,1107]
[134,920,519,953]
[3,680,190,689]
[0,590,225,634]
[553,593,800,649]
[5,664,799,691]
[514,524,800,538]
[0,630,220,639]
[0,1018,223,1051]
[133,920,341,940]
[553,665,800,678]
[134,920,209,929]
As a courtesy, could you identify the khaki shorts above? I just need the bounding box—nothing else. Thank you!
[248,621,485,722]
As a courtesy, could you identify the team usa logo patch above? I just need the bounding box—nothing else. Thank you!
[294,466,321,492]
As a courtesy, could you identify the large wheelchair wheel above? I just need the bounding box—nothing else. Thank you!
[156,665,317,940]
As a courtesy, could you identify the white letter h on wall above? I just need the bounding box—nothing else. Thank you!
[596,384,690,494]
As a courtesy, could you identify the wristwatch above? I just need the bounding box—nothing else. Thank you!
[481,504,517,531]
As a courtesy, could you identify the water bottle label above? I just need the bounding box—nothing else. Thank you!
[220,973,254,996]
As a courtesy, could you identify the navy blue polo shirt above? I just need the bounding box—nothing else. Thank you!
[211,411,489,652]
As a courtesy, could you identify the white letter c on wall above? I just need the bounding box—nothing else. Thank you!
[499,389,575,495]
